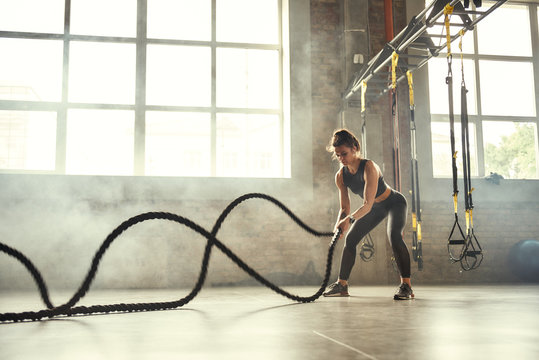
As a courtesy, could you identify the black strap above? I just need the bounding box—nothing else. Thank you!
[446,53,468,262]
[460,84,471,213]
[447,56,459,200]
[391,88,401,191]
[407,72,422,271]
[459,81,483,271]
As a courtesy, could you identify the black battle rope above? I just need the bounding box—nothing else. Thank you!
[0,193,339,323]
[458,32,483,271]
[444,4,467,263]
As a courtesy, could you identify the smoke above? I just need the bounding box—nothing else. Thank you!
[0,0,340,297]
[0,172,336,298]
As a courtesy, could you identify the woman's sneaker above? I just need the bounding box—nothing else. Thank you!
[393,283,414,300]
[323,282,350,297]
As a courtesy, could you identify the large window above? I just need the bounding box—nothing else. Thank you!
[0,0,286,178]
[427,1,539,180]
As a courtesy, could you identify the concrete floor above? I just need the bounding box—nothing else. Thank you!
[1,285,539,360]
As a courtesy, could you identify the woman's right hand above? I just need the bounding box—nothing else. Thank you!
[334,217,351,236]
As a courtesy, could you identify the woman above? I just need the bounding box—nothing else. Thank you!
[323,129,414,300]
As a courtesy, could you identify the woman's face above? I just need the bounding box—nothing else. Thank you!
[334,145,357,166]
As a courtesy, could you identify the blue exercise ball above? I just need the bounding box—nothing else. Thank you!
[508,239,539,282]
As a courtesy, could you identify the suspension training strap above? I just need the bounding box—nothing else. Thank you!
[459,30,471,235]
[407,70,423,270]
[458,30,483,271]
[391,51,401,192]
[444,4,467,262]
[357,80,375,261]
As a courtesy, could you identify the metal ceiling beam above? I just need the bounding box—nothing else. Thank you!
[343,0,508,102]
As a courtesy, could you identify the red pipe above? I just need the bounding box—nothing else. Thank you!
[384,0,394,41]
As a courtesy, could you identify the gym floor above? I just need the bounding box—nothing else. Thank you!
[1,284,538,360]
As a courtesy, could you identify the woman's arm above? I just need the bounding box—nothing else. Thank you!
[349,160,379,222]
[334,168,351,233]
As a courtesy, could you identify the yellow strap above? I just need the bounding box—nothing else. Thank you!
[469,209,474,228]
[391,52,399,89]
[406,70,414,108]
[361,81,367,113]
[459,29,466,83]
[412,213,417,230]
[453,150,458,159]
[417,222,422,241]
[444,4,454,57]
[458,29,466,59]
[465,209,470,234]
[453,193,458,213]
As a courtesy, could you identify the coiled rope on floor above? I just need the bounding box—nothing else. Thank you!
[0,193,339,323]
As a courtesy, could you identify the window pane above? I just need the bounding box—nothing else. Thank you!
[479,60,535,117]
[70,0,136,37]
[217,48,279,109]
[217,0,279,44]
[431,120,477,178]
[428,57,477,115]
[147,0,211,41]
[146,45,211,107]
[68,41,136,104]
[0,38,63,102]
[66,109,134,175]
[146,111,211,176]
[0,0,64,34]
[0,110,56,170]
[216,113,281,177]
[483,121,538,179]
[477,3,532,57]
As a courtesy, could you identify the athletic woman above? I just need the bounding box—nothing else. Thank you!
[323,129,414,300]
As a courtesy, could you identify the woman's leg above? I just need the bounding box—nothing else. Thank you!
[386,192,411,281]
[338,205,387,281]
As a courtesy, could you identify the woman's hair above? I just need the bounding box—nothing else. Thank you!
[326,129,360,159]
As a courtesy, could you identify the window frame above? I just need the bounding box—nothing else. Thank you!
[0,0,287,178]
[426,0,539,180]
[0,0,315,201]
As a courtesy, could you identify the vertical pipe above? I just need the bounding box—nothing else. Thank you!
[57,0,71,173]
[384,0,394,41]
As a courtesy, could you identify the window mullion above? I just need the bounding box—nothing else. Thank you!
[278,0,284,177]
[211,0,217,177]
[134,0,147,176]
[529,3,539,178]
[56,0,72,174]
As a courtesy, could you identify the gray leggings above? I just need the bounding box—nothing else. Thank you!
[339,190,411,280]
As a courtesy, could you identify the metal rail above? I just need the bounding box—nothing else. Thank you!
[343,0,508,101]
